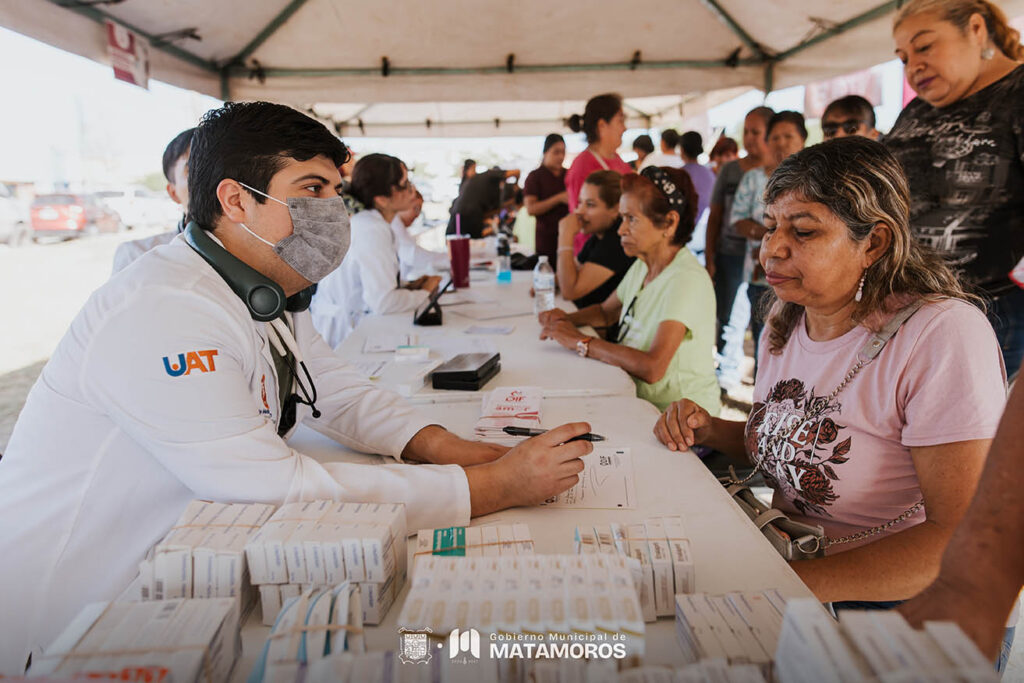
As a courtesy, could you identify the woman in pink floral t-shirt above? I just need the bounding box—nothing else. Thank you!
[654,137,1006,605]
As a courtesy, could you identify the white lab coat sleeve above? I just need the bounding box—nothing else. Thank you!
[79,288,470,531]
[355,216,430,315]
[391,217,450,278]
[111,240,143,274]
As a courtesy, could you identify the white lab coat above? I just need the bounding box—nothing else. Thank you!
[390,215,450,281]
[0,234,470,674]
[110,228,178,274]
[311,209,428,348]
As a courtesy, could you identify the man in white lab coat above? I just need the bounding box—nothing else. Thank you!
[110,127,194,273]
[0,102,590,674]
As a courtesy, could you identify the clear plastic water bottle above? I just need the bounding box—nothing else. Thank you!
[496,234,512,284]
[533,255,555,314]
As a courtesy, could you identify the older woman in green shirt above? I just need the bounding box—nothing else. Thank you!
[539,166,721,415]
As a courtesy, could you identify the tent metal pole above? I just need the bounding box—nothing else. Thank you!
[43,0,216,74]
[220,67,231,101]
[623,102,654,120]
[774,0,899,61]
[230,0,313,66]
[229,57,762,79]
[698,0,767,60]
[342,104,374,123]
[763,61,775,94]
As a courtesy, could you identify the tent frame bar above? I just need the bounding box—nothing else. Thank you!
[45,0,900,98]
[44,0,217,74]
[697,0,767,60]
[225,57,762,79]
[230,0,312,65]
[775,0,900,61]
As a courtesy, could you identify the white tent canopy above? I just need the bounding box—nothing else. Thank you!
[5,0,1023,137]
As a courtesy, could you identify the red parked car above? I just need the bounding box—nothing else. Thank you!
[30,194,123,240]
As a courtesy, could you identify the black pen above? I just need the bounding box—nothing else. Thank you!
[502,426,606,442]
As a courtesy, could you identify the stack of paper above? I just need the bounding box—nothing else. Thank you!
[398,553,645,657]
[543,448,637,510]
[415,523,535,562]
[30,598,241,683]
[775,598,998,682]
[575,516,694,621]
[244,501,407,626]
[675,590,788,675]
[138,500,275,617]
[249,582,364,683]
[473,386,542,442]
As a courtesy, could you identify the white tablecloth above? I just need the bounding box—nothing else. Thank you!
[234,268,814,678]
[336,271,636,403]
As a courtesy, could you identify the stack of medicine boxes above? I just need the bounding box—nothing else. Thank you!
[244,501,407,626]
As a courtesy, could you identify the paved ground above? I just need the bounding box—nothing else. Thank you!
[0,229,1019,678]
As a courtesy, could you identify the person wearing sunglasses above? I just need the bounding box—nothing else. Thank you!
[538,166,721,416]
[821,95,880,141]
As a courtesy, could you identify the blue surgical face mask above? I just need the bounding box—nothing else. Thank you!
[238,182,351,283]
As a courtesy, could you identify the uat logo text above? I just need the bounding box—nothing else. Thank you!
[162,349,219,377]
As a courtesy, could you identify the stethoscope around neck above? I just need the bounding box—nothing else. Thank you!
[266,316,321,419]
[182,222,322,421]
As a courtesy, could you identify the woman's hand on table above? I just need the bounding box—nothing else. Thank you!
[655,399,714,452]
[537,307,569,325]
[539,320,586,350]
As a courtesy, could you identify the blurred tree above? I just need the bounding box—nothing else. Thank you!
[138,172,165,192]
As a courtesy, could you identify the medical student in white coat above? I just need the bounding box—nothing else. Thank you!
[391,187,450,281]
[311,154,439,348]
[110,127,194,273]
[0,102,591,675]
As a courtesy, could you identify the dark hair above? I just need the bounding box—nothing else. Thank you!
[543,134,565,153]
[568,93,623,144]
[350,153,406,210]
[188,102,349,229]
[461,159,476,180]
[766,111,808,140]
[583,170,623,208]
[680,131,703,159]
[632,134,655,155]
[497,180,520,206]
[823,95,877,129]
[747,106,775,126]
[895,0,1024,61]
[162,128,195,184]
[620,168,698,246]
[709,136,739,158]
[660,129,680,150]
[762,137,977,353]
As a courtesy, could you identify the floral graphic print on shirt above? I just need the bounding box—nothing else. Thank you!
[744,378,852,518]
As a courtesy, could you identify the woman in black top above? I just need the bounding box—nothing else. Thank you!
[556,170,635,309]
[887,0,1024,374]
